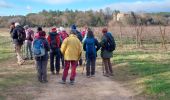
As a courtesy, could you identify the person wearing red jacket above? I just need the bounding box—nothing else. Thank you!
[47,27,62,75]
[59,27,68,68]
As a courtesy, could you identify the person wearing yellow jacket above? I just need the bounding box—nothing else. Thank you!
[60,29,82,85]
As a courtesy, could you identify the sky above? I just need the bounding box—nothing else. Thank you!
[0,0,170,16]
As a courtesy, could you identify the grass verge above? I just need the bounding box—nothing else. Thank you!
[112,48,170,100]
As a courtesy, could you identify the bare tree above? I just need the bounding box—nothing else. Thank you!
[159,25,167,50]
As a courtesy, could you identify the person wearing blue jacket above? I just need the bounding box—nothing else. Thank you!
[83,29,100,77]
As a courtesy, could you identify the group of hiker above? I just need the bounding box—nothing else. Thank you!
[10,22,116,85]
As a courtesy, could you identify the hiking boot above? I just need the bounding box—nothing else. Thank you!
[56,72,60,75]
[109,73,114,76]
[91,74,95,77]
[103,73,109,77]
[59,80,66,84]
[24,57,29,60]
[42,80,48,83]
[17,60,25,65]
[70,80,75,85]
[38,79,43,83]
[30,57,33,60]
[51,71,55,75]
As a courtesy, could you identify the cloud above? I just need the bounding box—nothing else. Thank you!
[26,5,32,10]
[0,0,12,8]
[34,0,84,4]
[105,0,170,12]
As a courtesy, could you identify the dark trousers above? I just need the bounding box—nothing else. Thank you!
[25,41,33,59]
[103,58,113,74]
[35,60,48,81]
[50,50,60,73]
[86,58,96,76]
[60,52,65,68]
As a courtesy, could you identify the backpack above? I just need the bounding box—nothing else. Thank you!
[60,31,68,40]
[17,26,26,42]
[76,30,83,42]
[27,29,34,41]
[33,39,45,57]
[50,34,60,49]
[105,32,116,52]
[85,38,96,58]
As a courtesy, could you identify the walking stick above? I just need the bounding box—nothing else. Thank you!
[102,59,105,75]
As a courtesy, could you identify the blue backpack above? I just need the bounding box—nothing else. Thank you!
[33,39,45,57]
[85,38,96,58]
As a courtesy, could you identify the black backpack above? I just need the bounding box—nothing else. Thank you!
[76,30,83,42]
[105,32,116,52]
[17,26,26,42]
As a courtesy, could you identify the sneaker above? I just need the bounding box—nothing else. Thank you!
[59,80,66,84]
[70,81,75,85]
[86,75,91,78]
[103,73,109,77]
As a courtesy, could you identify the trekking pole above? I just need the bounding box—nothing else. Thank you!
[102,59,105,75]
[82,59,86,75]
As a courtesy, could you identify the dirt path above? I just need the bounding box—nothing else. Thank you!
[35,66,135,100]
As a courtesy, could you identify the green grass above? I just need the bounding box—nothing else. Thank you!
[0,36,14,62]
[113,48,170,100]
[0,61,38,100]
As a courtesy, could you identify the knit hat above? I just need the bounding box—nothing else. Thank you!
[15,22,20,27]
[70,24,77,30]
[70,29,77,35]
[39,31,46,37]
[102,28,108,34]
[24,25,29,30]
[60,27,65,32]
[37,27,42,32]
[51,27,57,32]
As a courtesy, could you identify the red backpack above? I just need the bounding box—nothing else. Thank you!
[49,34,61,49]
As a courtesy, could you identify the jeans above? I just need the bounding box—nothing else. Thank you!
[35,59,48,81]
[102,58,113,74]
[50,49,60,73]
[86,58,96,76]
[62,60,78,81]
[25,41,33,59]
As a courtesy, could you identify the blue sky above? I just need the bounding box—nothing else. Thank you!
[0,0,170,16]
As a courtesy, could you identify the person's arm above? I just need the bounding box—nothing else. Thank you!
[78,41,83,60]
[12,28,17,39]
[100,36,107,48]
[60,38,67,55]
[47,35,51,45]
[83,40,86,51]
[45,40,50,51]
[95,38,101,51]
